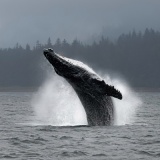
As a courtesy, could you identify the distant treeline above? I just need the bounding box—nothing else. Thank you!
[0,28,160,88]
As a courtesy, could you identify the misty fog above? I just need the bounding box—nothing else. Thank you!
[0,0,160,89]
[0,0,160,48]
[0,29,160,89]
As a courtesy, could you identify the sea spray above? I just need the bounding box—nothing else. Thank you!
[102,75,142,125]
[31,73,142,126]
[31,74,87,126]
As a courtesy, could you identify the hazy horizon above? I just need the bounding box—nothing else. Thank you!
[0,0,160,48]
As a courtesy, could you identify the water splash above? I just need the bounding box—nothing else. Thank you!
[102,75,142,125]
[31,73,142,126]
[31,74,87,126]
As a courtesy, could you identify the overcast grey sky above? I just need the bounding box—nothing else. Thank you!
[0,0,160,48]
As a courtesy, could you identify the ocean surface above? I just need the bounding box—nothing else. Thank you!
[0,91,160,160]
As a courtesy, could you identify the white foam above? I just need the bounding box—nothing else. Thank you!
[31,74,87,126]
[104,76,142,125]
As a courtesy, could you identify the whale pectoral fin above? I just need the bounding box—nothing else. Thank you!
[92,79,122,100]
[104,83,122,100]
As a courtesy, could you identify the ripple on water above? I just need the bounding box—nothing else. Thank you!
[60,136,73,140]
[1,154,17,159]
[60,150,88,157]
[92,153,107,157]
[138,150,160,158]
[9,136,47,146]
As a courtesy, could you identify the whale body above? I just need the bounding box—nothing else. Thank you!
[43,48,122,126]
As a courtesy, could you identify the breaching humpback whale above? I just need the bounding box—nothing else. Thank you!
[43,48,122,126]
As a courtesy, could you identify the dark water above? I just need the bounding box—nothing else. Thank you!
[0,92,160,160]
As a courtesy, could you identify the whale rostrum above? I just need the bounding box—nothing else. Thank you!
[43,48,122,126]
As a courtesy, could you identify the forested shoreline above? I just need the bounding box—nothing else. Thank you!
[0,28,160,89]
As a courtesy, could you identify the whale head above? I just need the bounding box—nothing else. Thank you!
[43,48,122,100]
[43,48,72,77]
[43,48,96,79]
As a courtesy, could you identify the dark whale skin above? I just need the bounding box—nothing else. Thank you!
[43,48,122,126]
